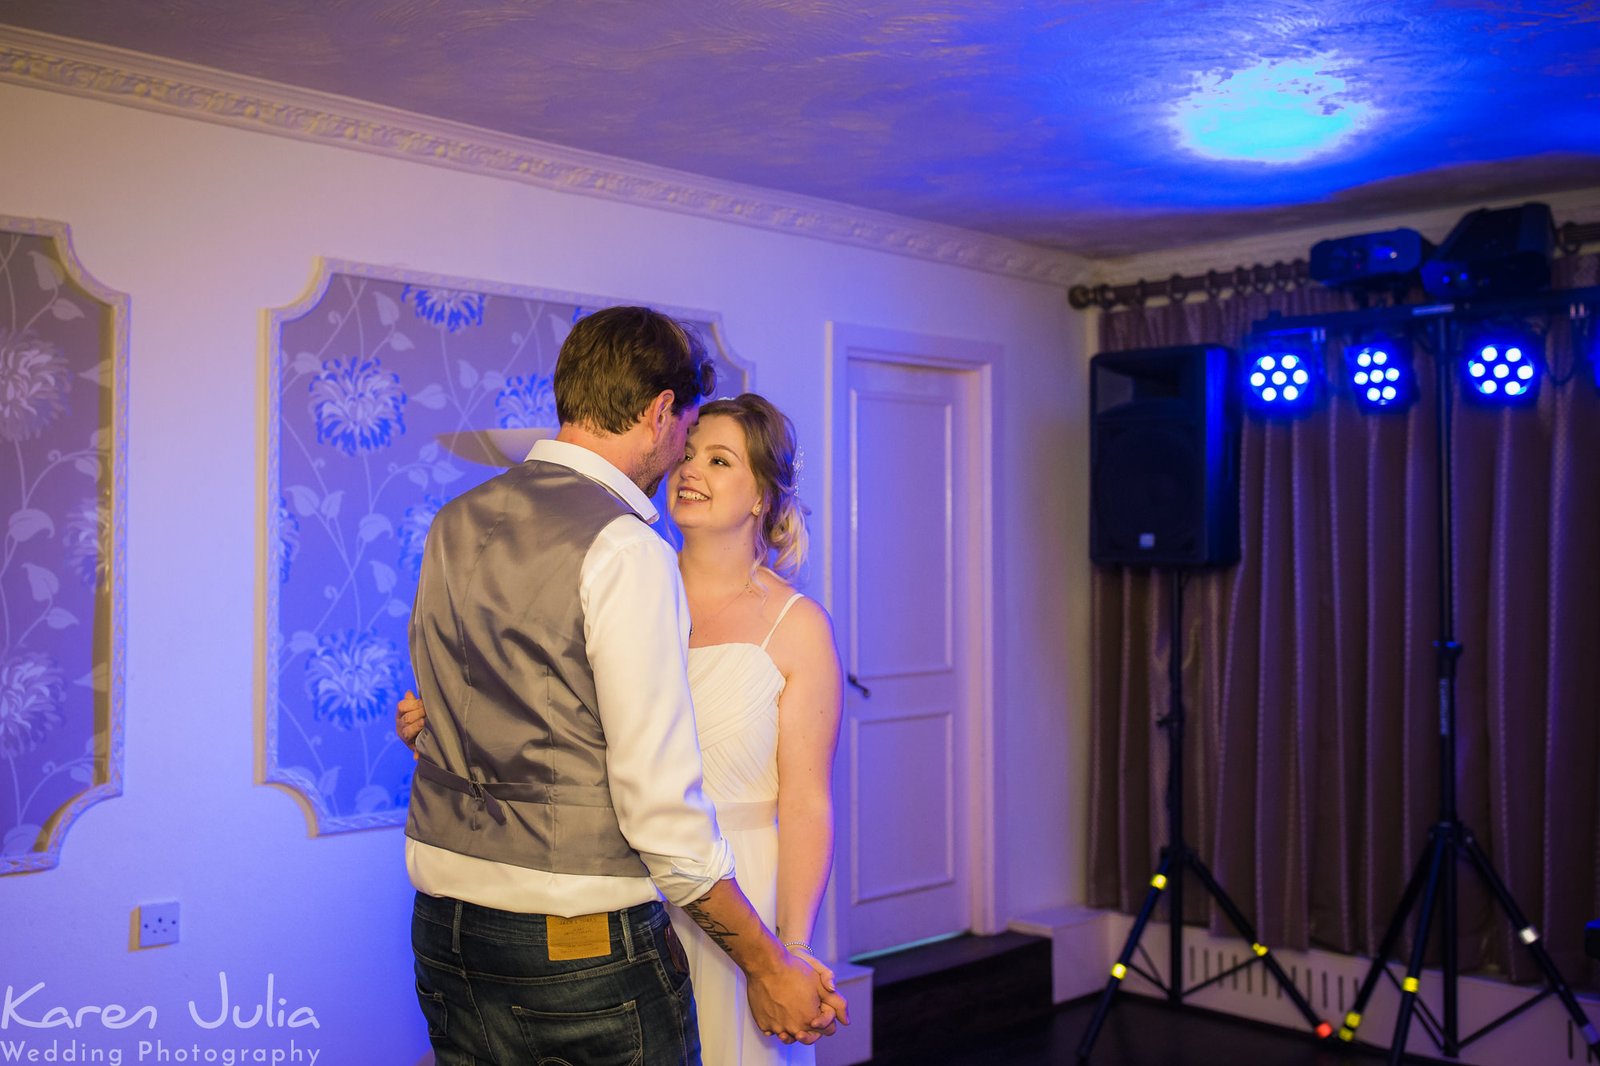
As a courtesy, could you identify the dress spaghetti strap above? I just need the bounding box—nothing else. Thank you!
[759,593,805,651]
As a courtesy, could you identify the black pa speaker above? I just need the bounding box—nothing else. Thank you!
[1090,345,1240,568]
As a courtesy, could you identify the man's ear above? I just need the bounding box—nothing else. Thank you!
[651,390,677,429]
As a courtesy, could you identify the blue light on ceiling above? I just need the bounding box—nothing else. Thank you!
[1171,55,1378,164]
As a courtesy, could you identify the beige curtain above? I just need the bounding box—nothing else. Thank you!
[1086,254,1600,988]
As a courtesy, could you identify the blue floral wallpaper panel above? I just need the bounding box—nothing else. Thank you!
[265,260,748,833]
[0,219,128,875]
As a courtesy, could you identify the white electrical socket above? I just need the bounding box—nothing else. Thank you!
[138,901,180,948]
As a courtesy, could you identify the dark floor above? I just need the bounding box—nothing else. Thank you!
[866,994,1435,1065]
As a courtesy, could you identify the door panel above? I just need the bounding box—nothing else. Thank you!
[852,710,954,902]
[844,356,974,955]
[852,390,953,674]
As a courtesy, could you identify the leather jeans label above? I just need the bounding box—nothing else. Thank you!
[546,913,610,960]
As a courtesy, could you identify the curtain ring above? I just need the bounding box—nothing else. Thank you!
[1250,263,1271,294]
[1556,222,1582,256]
[1096,283,1118,310]
[1130,279,1149,306]
[1204,270,1224,301]
[1168,273,1189,304]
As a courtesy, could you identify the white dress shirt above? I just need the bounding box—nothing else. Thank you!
[407,438,733,916]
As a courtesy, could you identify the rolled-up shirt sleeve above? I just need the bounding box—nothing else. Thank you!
[582,516,734,906]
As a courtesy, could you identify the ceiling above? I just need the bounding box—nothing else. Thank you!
[2,0,1598,259]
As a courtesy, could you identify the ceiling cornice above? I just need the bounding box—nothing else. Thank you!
[0,25,1088,288]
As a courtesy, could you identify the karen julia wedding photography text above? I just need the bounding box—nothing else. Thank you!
[1,973,322,1065]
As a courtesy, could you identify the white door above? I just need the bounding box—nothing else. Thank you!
[840,353,986,956]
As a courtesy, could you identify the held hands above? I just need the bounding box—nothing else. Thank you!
[396,691,427,751]
[747,947,848,1045]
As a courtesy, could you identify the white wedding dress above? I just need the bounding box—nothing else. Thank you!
[669,593,815,1066]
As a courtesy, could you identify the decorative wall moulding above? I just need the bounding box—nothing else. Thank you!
[0,215,129,875]
[0,27,1085,288]
[260,257,751,834]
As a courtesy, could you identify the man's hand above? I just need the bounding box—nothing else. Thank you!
[396,691,426,748]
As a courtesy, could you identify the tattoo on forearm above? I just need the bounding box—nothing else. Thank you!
[683,901,739,956]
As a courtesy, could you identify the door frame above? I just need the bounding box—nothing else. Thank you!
[821,321,1002,958]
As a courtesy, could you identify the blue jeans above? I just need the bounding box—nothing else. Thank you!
[412,892,700,1066]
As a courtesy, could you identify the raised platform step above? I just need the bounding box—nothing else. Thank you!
[863,932,1053,1064]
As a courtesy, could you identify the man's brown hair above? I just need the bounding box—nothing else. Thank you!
[554,306,715,434]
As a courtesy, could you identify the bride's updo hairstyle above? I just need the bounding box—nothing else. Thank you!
[697,393,809,580]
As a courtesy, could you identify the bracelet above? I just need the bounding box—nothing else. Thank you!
[783,940,816,958]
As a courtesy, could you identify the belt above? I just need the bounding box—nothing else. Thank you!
[414,757,508,826]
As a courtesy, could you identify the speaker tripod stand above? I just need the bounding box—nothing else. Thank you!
[1076,570,1331,1061]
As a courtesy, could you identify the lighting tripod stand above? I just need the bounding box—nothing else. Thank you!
[1318,313,1600,1066]
[1075,569,1331,1061]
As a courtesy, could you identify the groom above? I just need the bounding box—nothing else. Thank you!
[406,306,842,1064]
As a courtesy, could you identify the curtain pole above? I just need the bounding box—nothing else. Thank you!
[1068,219,1600,311]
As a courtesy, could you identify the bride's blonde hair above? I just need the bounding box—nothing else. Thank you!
[697,393,809,580]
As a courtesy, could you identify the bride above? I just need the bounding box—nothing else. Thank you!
[400,392,844,1065]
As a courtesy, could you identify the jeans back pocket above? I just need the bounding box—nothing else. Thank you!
[511,1000,643,1066]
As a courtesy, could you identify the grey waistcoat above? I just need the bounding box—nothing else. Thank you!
[405,459,650,878]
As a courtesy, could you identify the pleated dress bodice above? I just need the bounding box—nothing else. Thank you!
[687,641,783,809]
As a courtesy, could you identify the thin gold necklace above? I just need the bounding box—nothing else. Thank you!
[689,578,755,637]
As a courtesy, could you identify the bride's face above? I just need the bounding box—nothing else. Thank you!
[668,414,764,538]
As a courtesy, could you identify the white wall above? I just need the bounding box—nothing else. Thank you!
[0,80,1090,1062]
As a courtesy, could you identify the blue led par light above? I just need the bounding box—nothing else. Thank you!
[1244,333,1321,415]
[1461,324,1541,404]
[1345,337,1416,412]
